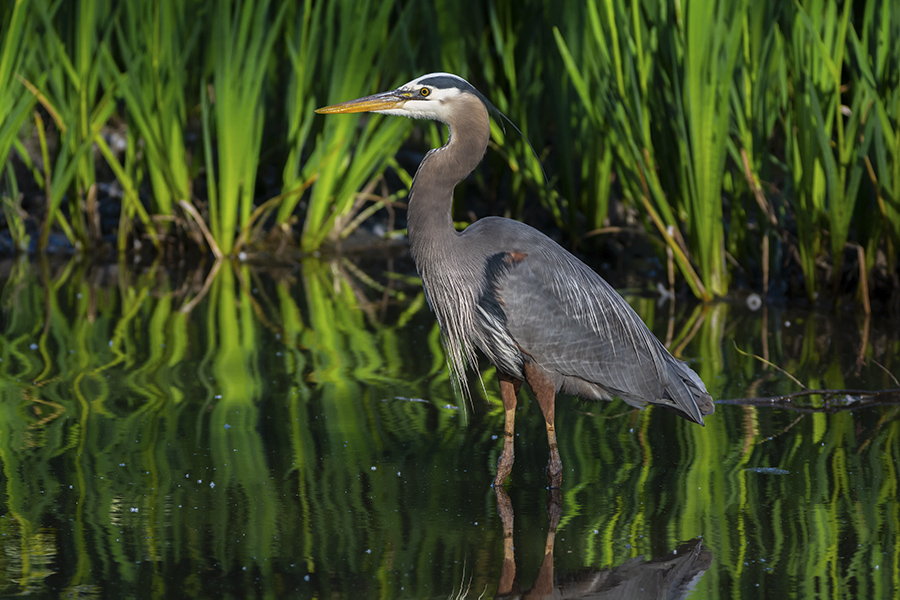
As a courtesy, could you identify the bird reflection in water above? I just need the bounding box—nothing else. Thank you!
[494,488,713,599]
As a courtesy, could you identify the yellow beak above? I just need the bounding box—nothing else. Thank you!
[315,91,407,114]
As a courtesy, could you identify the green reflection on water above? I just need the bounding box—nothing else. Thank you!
[0,257,897,598]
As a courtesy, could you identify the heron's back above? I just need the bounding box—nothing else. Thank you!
[464,217,714,424]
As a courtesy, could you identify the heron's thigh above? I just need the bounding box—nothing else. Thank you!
[497,371,521,411]
[523,361,556,424]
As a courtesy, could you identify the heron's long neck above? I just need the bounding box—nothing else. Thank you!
[407,96,490,271]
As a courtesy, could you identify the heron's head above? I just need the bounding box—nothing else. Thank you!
[315,72,497,123]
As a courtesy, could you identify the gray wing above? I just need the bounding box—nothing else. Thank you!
[492,243,713,424]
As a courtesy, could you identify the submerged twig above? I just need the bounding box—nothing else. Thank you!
[717,388,900,413]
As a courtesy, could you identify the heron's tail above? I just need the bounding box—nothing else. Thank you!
[659,357,715,425]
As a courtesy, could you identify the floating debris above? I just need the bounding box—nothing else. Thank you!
[745,467,790,475]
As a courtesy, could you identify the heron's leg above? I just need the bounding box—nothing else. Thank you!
[493,371,521,487]
[532,488,562,596]
[524,361,562,488]
[494,486,516,595]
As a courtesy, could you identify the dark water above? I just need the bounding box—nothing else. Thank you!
[0,256,897,599]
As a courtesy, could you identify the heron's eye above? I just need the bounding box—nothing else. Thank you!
[420,88,431,97]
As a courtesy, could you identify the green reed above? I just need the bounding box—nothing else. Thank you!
[481,0,563,223]
[103,1,197,230]
[292,0,410,252]
[727,0,786,293]
[3,0,899,305]
[677,0,743,297]
[276,0,322,227]
[204,0,287,256]
[552,0,900,301]
[0,0,36,194]
[785,0,874,301]
[554,0,710,299]
[27,0,148,252]
[1,166,29,252]
[852,0,900,281]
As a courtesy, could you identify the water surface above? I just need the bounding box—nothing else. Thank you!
[0,257,897,598]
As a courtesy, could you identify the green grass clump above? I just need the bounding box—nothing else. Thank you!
[0,0,36,175]
[0,0,37,252]
[553,0,899,303]
[288,0,411,252]
[203,0,288,257]
[104,1,197,227]
[1,0,898,305]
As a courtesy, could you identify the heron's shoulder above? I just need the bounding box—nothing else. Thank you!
[461,216,564,250]
[460,217,599,280]
[462,215,536,233]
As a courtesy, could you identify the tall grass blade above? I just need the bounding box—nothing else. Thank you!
[853,0,900,275]
[0,0,37,173]
[27,0,118,251]
[296,0,410,252]
[678,0,743,296]
[104,2,199,220]
[277,0,322,223]
[206,0,287,255]
[728,1,787,290]
[554,2,710,300]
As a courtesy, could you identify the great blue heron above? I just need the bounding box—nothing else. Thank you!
[316,73,714,488]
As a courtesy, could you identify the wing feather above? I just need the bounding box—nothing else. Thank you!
[461,217,713,423]
[494,239,712,423]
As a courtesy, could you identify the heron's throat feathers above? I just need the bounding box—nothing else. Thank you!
[407,92,490,256]
[413,93,490,192]
[404,91,493,392]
